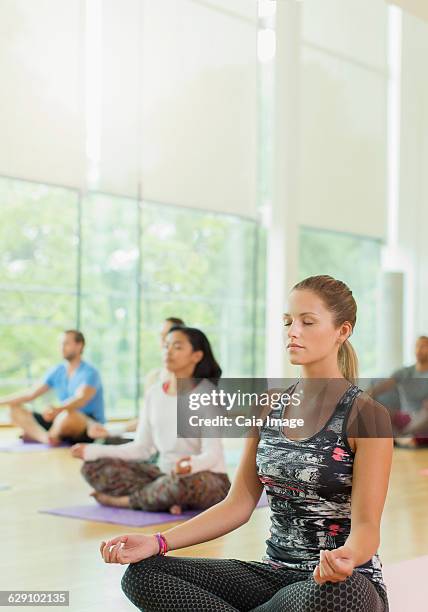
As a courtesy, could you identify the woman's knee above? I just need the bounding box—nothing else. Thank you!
[303,572,382,612]
[80,459,103,482]
[121,557,163,603]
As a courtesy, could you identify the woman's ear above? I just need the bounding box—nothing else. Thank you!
[338,321,353,344]
[192,350,204,365]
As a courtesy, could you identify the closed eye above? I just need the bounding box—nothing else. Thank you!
[283,321,314,326]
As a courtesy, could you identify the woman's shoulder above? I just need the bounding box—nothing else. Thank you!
[143,380,164,403]
[194,378,217,393]
[347,390,393,438]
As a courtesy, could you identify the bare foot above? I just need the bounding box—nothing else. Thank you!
[20,433,36,442]
[20,432,50,444]
[87,423,109,439]
[90,491,130,508]
[91,491,115,506]
[169,504,182,515]
[48,435,62,447]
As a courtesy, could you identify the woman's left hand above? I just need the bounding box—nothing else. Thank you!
[70,443,87,459]
[313,546,355,584]
[174,456,192,475]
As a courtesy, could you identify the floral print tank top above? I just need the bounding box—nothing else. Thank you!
[256,383,386,591]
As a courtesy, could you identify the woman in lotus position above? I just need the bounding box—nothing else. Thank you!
[71,327,230,516]
[100,276,392,612]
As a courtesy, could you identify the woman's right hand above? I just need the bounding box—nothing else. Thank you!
[100,533,160,564]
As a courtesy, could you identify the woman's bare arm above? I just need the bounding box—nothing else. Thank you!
[162,433,263,551]
[344,435,393,566]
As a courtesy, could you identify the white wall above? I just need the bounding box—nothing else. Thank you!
[397,11,428,360]
[298,0,388,240]
[0,0,259,218]
[0,0,85,189]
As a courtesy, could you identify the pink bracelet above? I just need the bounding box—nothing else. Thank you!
[154,532,169,556]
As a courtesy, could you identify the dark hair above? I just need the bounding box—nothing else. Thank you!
[165,317,185,327]
[64,329,86,347]
[417,335,428,342]
[168,326,222,385]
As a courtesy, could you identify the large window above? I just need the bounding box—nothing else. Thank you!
[140,202,266,381]
[299,226,381,375]
[0,177,266,419]
[0,177,79,415]
[80,193,140,418]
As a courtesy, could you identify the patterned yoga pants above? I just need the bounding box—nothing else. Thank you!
[121,556,389,612]
[81,458,231,511]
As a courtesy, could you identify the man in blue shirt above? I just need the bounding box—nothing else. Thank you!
[0,330,105,445]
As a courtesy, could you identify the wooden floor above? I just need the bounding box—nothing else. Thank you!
[1,431,428,612]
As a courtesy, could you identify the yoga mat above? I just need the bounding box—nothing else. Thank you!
[383,555,428,611]
[0,439,69,452]
[40,491,269,527]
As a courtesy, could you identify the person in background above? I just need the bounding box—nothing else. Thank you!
[0,330,104,445]
[71,326,230,515]
[367,335,428,446]
[87,317,185,441]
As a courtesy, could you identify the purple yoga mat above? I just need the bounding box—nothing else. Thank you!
[40,492,269,527]
[0,439,69,452]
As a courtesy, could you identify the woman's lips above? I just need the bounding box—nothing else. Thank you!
[287,344,304,350]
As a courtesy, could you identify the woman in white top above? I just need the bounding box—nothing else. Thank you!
[71,327,230,514]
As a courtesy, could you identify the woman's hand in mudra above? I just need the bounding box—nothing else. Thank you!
[100,534,159,564]
[313,546,355,584]
[174,456,192,475]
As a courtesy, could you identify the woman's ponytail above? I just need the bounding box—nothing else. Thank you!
[337,339,358,384]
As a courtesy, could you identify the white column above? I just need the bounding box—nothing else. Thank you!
[265,0,301,378]
[377,271,404,374]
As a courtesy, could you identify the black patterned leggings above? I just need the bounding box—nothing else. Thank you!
[81,459,231,511]
[121,556,389,612]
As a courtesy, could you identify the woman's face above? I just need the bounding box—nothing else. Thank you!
[163,330,203,374]
[283,289,350,367]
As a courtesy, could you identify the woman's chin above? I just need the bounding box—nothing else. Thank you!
[288,355,305,366]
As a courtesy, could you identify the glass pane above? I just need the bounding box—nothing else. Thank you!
[80,193,139,418]
[0,177,78,288]
[140,202,263,380]
[299,227,381,376]
[0,177,79,419]
[79,294,138,419]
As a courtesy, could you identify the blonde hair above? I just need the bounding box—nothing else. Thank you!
[292,275,358,383]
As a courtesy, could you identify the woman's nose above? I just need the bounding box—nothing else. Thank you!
[287,323,299,338]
